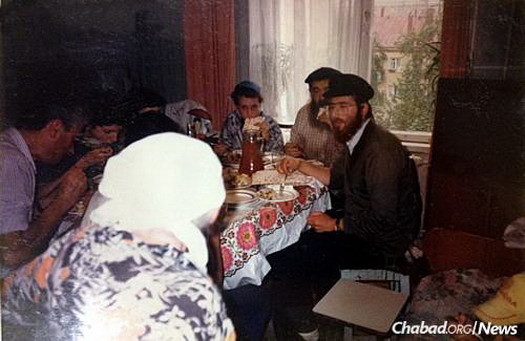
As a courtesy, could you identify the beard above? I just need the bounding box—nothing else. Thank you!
[309,100,321,117]
[332,110,364,143]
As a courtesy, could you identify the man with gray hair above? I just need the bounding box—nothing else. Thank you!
[0,95,90,271]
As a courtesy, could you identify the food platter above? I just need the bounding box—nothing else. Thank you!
[257,186,299,202]
[225,189,259,207]
[223,168,252,189]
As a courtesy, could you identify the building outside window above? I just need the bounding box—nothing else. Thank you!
[388,84,398,99]
[389,57,400,71]
[371,0,442,133]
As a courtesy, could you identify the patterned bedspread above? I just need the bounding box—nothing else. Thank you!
[401,269,507,340]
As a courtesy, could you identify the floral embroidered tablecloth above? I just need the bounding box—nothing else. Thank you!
[221,180,330,290]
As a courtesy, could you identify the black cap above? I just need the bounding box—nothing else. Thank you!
[232,80,261,95]
[304,67,342,84]
[323,74,374,101]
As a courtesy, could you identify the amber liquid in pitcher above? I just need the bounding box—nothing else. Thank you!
[239,129,264,176]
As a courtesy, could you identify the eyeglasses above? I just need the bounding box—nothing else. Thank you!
[327,102,358,112]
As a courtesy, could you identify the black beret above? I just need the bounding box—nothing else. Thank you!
[323,74,374,101]
[304,67,342,84]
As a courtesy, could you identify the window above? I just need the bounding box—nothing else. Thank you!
[246,0,374,125]
[371,0,443,133]
[242,0,442,133]
[388,85,397,98]
[389,57,399,71]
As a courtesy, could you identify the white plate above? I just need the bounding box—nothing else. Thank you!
[257,187,299,202]
[225,189,258,206]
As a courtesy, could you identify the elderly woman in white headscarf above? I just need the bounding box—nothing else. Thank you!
[2,133,236,341]
[164,100,213,138]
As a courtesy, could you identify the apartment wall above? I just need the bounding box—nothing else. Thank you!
[1,0,186,122]
[425,0,525,238]
[426,78,525,238]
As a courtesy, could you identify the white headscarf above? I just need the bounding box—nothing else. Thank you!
[164,100,210,134]
[88,133,225,271]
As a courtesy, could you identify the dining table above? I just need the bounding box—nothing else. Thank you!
[221,178,331,290]
[54,160,331,291]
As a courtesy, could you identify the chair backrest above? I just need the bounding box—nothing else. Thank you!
[341,269,411,295]
[423,228,525,277]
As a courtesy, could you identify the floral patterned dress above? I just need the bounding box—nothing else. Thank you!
[2,224,235,341]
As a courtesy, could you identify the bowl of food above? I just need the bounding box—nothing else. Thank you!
[222,150,242,168]
[223,168,252,189]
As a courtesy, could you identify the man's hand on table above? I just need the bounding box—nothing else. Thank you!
[277,156,303,174]
[278,156,331,185]
[307,211,338,233]
[284,143,304,158]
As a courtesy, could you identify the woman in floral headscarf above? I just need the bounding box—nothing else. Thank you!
[2,133,235,340]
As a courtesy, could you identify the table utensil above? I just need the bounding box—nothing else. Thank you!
[279,173,287,194]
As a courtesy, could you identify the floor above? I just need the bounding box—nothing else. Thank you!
[263,320,388,341]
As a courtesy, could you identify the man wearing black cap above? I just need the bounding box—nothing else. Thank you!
[279,73,422,289]
[284,67,345,167]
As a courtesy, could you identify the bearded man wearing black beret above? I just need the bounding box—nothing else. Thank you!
[276,73,422,338]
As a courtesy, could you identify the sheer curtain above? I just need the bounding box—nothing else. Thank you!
[248,0,373,124]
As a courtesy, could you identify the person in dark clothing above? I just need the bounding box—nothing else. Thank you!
[280,73,421,264]
[123,112,182,146]
[276,73,422,339]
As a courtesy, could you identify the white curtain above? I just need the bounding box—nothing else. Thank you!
[248,0,374,124]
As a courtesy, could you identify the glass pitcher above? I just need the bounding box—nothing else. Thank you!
[239,129,264,176]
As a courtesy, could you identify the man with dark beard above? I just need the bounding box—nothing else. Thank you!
[284,67,344,166]
[278,73,422,302]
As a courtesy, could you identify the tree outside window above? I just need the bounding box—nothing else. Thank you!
[371,0,442,132]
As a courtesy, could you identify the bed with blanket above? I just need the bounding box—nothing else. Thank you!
[400,228,525,340]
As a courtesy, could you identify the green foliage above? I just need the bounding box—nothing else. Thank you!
[370,40,393,128]
[372,16,441,132]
